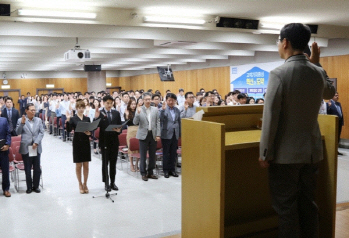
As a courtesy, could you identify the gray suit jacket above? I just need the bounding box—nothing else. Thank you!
[159,106,181,140]
[16,117,45,154]
[259,55,335,164]
[133,106,161,140]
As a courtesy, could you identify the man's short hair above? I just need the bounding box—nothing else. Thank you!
[179,88,184,92]
[143,92,152,99]
[103,95,114,102]
[152,94,160,100]
[185,92,194,99]
[196,92,203,97]
[237,93,247,100]
[89,96,94,100]
[280,23,311,51]
[121,92,129,98]
[204,91,212,97]
[27,92,30,95]
[25,103,35,110]
[166,93,177,101]
[5,97,13,103]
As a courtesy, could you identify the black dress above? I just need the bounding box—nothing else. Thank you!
[66,115,92,163]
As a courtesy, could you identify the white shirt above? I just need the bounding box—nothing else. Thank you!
[145,106,152,130]
[120,101,127,121]
[177,94,185,107]
[319,100,327,115]
[49,100,57,111]
[60,100,70,115]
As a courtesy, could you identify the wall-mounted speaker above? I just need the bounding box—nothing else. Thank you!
[84,65,101,71]
[0,4,10,16]
[216,17,259,30]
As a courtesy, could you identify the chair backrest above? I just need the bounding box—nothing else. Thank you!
[129,137,140,151]
[8,147,14,162]
[122,129,127,134]
[118,133,127,147]
[156,139,162,150]
[12,135,22,142]
[54,117,57,126]
[178,137,182,147]
[11,141,21,154]
[94,127,100,139]
[14,146,23,162]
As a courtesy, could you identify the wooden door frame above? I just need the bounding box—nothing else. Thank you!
[106,87,122,94]
[0,89,21,98]
[36,88,65,95]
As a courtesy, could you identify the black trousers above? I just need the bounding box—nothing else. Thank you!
[139,131,157,176]
[22,153,41,190]
[61,114,67,140]
[101,146,118,185]
[161,132,178,173]
[0,151,10,191]
[268,163,319,238]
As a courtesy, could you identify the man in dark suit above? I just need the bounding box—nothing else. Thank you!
[327,92,344,155]
[0,117,11,197]
[160,93,181,178]
[95,95,122,191]
[18,95,27,116]
[1,97,20,136]
[259,23,335,237]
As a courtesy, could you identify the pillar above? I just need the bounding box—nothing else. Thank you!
[87,70,106,92]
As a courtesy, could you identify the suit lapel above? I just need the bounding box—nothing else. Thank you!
[26,117,34,134]
[142,106,149,123]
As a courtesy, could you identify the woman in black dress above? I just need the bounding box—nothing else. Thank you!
[66,99,92,194]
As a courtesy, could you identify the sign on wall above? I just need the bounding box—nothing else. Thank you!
[230,61,283,99]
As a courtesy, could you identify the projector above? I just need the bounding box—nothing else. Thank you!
[64,49,91,61]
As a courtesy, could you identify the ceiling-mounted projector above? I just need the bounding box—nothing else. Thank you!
[64,49,91,61]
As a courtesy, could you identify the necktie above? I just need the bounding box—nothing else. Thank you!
[107,111,111,123]
[8,110,13,131]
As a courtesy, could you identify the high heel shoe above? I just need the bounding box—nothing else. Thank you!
[83,184,89,194]
[79,184,85,194]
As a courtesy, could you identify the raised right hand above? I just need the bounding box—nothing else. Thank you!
[328,100,332,107]
[162,101,166,110]
[21,115,26,124]
[184,101,189,110]
[137,106,141,114]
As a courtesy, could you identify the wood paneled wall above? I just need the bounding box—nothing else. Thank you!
[320,55,349,139]
[109,66,231,96]
[3,77,88,96]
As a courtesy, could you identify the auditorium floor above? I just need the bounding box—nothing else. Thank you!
[1,133,349,238]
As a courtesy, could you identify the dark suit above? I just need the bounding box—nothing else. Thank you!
[0,117,11,192]
[260,55,335,237]
[160,106,181,173]
[96,109,121,185]
[17,99,27,116]
[327,99,344,142]
[1,107,20,136]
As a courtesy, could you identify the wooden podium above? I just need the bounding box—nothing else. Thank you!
[181,105,337,238]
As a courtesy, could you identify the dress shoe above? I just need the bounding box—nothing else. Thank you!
[26,189,32,194]
[148,174,158,179]
[33,188,41,193]
[164,172,169,178]
[94,151,99,155]
[142,175,148,181]
[169,171,179,177]
[110,183,119,191]
[105,185,111,192]
[338,151,343,155]
[3,190,11,197]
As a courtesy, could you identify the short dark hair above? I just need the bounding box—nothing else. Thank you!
[103,95,114,102]
[27,92,30,95]
[166,93,177,100]
[237,93,247,100]
[280,23,311,51]
[179,88,184,92]
[152,94,160,100]
[142,92,152,99]
[25,103,35,110]
[204,91,212,97]
[196,92,203,96]
[256,98,264,103]
[5,97,13,103]
[185,92,194,99]
[121,92,129,98]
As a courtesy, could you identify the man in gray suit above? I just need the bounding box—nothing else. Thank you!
[160,93,181,178]
[133,93,161,181]
[259,23,335,238]
[16,103,45,194]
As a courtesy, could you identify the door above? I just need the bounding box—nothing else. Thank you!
[0,89,21,111]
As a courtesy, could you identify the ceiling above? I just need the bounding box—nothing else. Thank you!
[1,0,349,73]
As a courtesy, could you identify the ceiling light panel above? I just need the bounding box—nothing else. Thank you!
[17,9,97,19]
